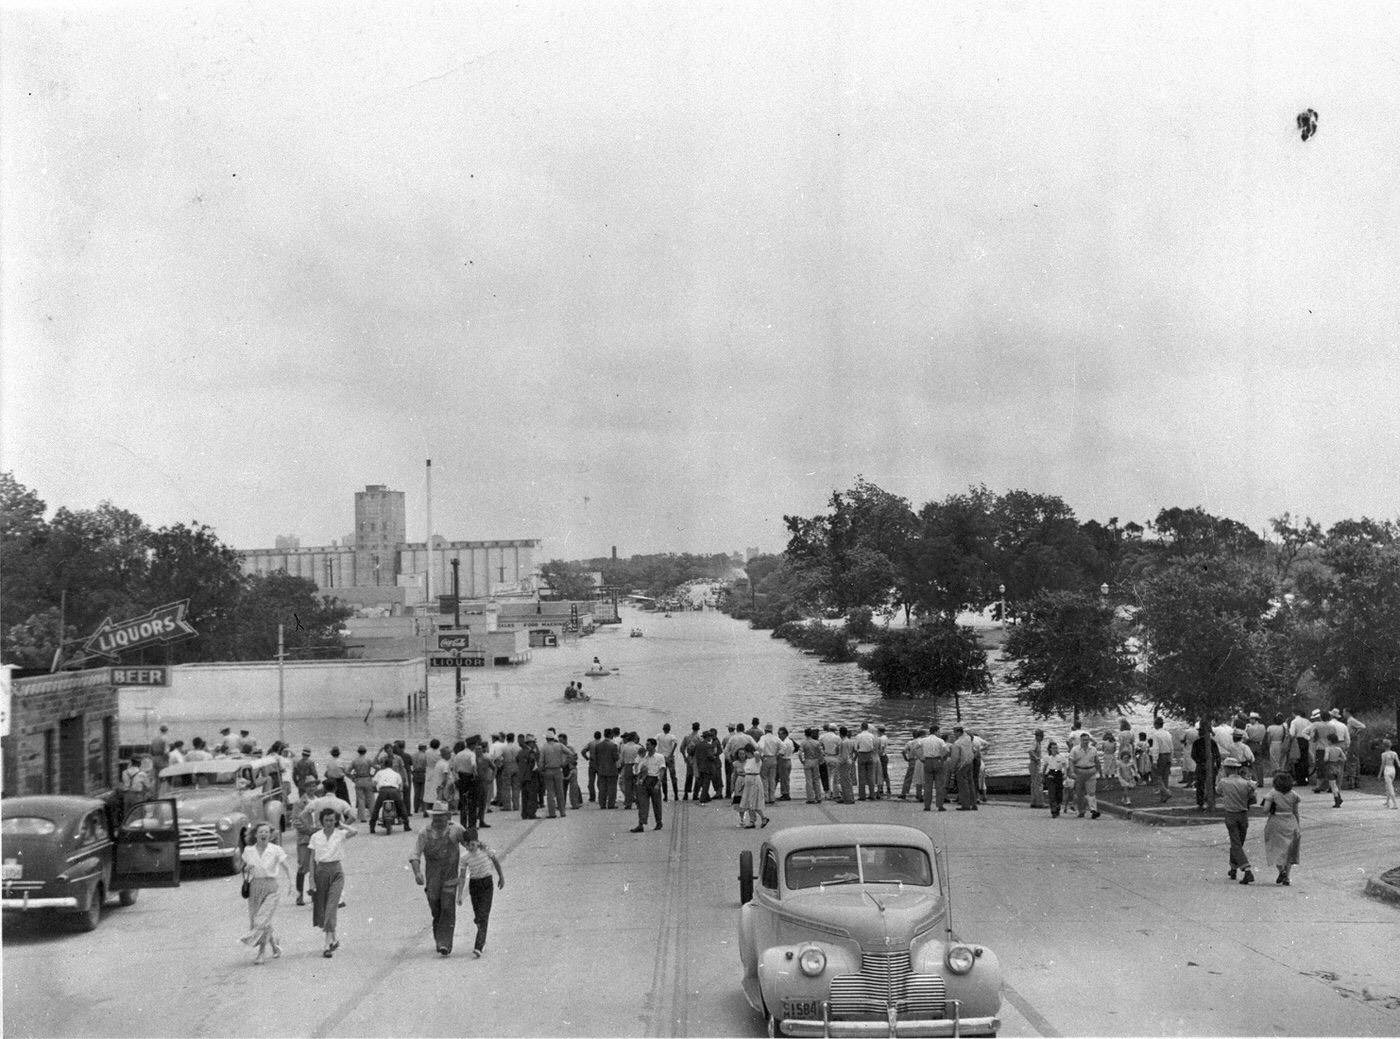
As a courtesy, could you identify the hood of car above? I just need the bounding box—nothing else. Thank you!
[778,887,942,947]
[170,790,249,822]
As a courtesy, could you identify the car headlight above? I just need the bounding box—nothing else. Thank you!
[946,944,976,975]
[217,817,235,832]
[798,947,827,977]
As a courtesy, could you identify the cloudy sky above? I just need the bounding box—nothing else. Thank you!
[3,1,1397,561]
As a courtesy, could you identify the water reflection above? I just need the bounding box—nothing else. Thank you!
[152,608,1159,776]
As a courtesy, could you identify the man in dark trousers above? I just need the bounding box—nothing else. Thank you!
[409,802,470,956]
[593,728,620,808]
[630,738,666,833]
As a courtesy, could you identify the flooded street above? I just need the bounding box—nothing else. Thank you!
[152,607,1157,776]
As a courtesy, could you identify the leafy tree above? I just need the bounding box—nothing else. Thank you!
[1150,506,1264,558]
[0,473,50,634]
[783,478,915,614]
[906,487,998,619]
[858,618,991,710]
[1136,555,1275,723]
[1004,590,1138,726]
[143,522,247,662]
[230,571,353,661]
[1267,512,1322,581]
[537,559,597,601]
[3,608,75,670]
[991,491,1100,608]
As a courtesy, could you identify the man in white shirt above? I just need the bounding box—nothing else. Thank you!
[1149,717,1174,802]
[920,726,949,812]
[370,762,411,835]
[854,723,878,801]
[757,724,782,805]
[630,738,667,833]
[775,726,796,801]
[818,724,841,796]
[655,723,680,802]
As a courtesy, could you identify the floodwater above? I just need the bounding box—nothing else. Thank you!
[147,607,1158,776]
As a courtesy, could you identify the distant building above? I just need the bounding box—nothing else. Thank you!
[275,535,301,550]
[238,485,539,610]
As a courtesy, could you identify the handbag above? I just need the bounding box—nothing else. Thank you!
[240,877,250,899]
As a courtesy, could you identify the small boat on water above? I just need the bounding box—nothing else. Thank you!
[563,691,592,702]
[629,628,644,637]
[584,668,611,677]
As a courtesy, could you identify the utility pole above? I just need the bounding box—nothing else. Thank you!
[277,623,286,744]
[451,557,463,702]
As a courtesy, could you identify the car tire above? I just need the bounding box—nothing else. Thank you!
[739,850,754,905]
[118,888,139,907]
[76,883,104,932]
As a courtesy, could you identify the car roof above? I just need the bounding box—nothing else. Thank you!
[159,754,282,778]
[2,795,105,821]
[765,822,935,855]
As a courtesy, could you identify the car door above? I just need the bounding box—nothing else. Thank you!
[112,798,181,890]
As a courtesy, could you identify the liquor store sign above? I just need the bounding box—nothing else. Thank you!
[110,667,171,687]
[83,601,198,659]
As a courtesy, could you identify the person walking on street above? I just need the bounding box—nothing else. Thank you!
[1041,741,1067,817]
[462,827,505,958]
[1192,719,1219,810]
[349,746,375,822]
[679,723,701,800]
[292,747,318,794]
[1260,772,1301,885]
[1216,758,1257,884]
[1379,739,1398,809]
[735,748,770,829]
[410,744,429,816]
[630,738,666,832]
[1068,731,1102,819]
[307,809,356,958]
[239,822,293,964]
[1322,732,1345,807]
[409,802,470,955]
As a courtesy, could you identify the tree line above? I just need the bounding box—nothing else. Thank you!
[1,473,351,670]
[719,478,1400,738]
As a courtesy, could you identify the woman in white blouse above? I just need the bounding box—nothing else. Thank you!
[240,822,293,964]
[307,809,357,958]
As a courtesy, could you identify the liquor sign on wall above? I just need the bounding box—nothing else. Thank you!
[83,601,198,659]
[109,667,171,687]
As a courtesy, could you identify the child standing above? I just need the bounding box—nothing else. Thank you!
[461,827,505,958]
[1324,733,1346,807]
[1379,739,1398,809]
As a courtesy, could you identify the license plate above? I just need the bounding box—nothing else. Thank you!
[2,861,21,881]
[781,999,822,1020]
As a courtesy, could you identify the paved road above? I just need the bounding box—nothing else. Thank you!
[4,787,1397,1037]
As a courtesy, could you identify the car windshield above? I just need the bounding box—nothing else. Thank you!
[162,768,248,790]
[1,817,59,836]
[785,844,934,889]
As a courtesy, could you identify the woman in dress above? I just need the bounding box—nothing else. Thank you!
[307,808,357,958]
[1027,730,1046,809]
[239,821,293,964]
[735,748,769,829]
[1379,739,1398,809]
[1260,772,1301,885]
[1115,719,1136,806]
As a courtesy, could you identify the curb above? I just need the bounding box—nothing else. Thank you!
[1363,867,1400,906]
[1095,801,1219,827]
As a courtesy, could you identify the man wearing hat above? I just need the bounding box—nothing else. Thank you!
[1304,710,1331,792]
[218,727,238,756]
[1245,713,1267,784]
[1216,758,1257,884]
[292,747,319,792]
[149,725,170,772]
[409,803,471,955]
[538,731,569,819]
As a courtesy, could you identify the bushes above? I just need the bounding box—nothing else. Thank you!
[858,619,991,700]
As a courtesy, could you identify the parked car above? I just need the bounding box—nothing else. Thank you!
[157,755,288,874]
[1,795,181,931]
[738,823,1002,1037]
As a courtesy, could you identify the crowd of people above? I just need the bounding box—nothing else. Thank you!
[132,702,1392,966]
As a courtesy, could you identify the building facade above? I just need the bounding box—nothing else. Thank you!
[237,486,539,610]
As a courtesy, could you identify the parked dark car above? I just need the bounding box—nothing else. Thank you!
[2,795,181,931]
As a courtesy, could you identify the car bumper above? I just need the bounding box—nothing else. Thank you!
[179,847,237,860]
[780,1015,1000,1038]
[2,894,80,911]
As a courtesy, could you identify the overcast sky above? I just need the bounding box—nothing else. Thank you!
[3,1,1397,561]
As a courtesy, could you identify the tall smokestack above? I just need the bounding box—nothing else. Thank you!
[612,545,617,560]
[425,459,433,606]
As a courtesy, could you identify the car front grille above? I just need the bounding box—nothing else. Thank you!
[828,951,946,1019]
[180,825,226,851]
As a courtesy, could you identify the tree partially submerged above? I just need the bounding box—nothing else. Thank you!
[1004,590,1137,727]
[859,618,990,713]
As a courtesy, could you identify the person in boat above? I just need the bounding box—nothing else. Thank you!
[564,683,577,701]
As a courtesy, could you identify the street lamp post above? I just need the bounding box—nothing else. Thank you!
[998,584,1006,627]
[450,558,463,702]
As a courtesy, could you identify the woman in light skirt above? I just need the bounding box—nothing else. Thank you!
[307,808,357,958]
[1260,772,1301,885]
[240,822,293,964]
[735,748,769,829]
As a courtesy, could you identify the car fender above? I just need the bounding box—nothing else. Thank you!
[757,941,861,1012]
[913,940,1004,1016]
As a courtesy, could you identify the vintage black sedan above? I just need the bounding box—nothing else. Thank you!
[1,795,180,931]
[739,823,1002,1037]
